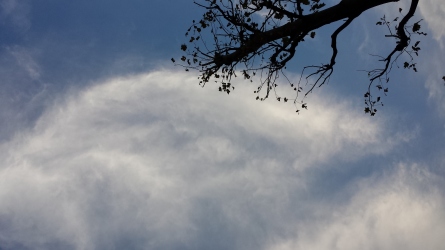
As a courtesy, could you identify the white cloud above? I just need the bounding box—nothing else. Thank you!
[418,0,445,45]
[267,164,445,250]
[0,70,427,249]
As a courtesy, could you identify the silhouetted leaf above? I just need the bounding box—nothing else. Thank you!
[413,22,421,32]
[175,0,427,117]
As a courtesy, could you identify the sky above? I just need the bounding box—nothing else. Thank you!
[0,0,444,249]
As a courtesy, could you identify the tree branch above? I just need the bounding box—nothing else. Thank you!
[213,0,399,67]
[177,0,424,115]
[363,0,420,115]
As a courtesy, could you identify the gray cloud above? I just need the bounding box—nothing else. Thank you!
[267,164,445,250]
[7,46,41,80]
[0,70,441,250]
[0,45,48,142]
[418,0,445,45]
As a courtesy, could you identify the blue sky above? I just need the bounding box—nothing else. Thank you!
[0,0,444,249]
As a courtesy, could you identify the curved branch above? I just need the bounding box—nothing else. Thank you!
[364,0,420,116]
[262,0,303,19]
[177,0,423,115]
[329,15,357,69]
[370,0,419,82]
[395,0,419,50]
[213,0,399,67]
[301,15,357,96]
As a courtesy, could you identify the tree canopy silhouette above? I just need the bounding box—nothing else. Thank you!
[173,0,426,115]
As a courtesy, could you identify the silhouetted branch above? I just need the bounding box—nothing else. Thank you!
[176,0,424,115]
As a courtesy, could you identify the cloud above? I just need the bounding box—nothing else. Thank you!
[0,45,48,141]
[7,46,41,80]
[418,0,445,45]
[424,56,445,116]
[415,3,445,118]
[268,164,445,250]
[0,70,430,250]
[0,0,31,31]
